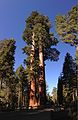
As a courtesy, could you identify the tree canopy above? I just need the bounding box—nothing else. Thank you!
[0,39,16,85]
[56,5,78,47]
[0,39,16,107]
[23,11,60,62]
[57,52,77,106]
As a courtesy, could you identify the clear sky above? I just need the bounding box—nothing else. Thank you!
[0,0,77,94]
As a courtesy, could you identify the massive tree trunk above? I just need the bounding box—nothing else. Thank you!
[29,32,38,109]
[39,45,46,107]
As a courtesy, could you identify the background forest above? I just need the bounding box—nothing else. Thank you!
[0,2,77,120]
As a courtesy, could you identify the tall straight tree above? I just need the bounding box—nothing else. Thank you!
[57,53,77,106]
[62,53,77,103]
[16,65,29,109]
[23,11,59,108]
[0,39,16,107]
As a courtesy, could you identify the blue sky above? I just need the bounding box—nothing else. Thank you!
[0,0,77,94]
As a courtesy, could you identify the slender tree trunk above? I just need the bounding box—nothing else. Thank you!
[0,79,2,90]
[29,32,38,108]
[76,45,78,65]
[0,75,3,90]
[39,45,46,107]
[17,81,22,109]
[76,45,78,97]
[18,82,21,109]
[22,93,25,107]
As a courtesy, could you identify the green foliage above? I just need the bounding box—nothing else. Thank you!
[23,11,59,62]
[56,5,78,46]
[56,5,78,75]
[16,65,25,79]
[52,87,57,103]
[63,53,76,89]
[61,53,77,106]
[22,11,60,107]
[0,39,16,79]
[22,12,60,99]
[0,39,16,106]
[16,65,28,92]
[16,65,29,108]
[56,5,78,64]
[0,39,16,83]
[0,90,5,97]
[57,52,77,107]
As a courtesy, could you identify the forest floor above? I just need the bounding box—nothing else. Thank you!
[0,108,70,120]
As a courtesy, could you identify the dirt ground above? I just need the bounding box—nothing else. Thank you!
[0,109,69,120]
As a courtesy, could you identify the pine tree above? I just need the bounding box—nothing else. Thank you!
[62,53,77,104]
[57,53,77,107]
[56,5,78,63]
[16,65,29,109]
[0,39,16,108]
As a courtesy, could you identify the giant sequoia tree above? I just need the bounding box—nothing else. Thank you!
[23,11,59,108]
[56,5,78,63]
[0,39,16,106]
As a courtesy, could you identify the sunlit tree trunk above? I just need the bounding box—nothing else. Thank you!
[22,95,25,107]
[39,44,46,107]
[29,32,38,108]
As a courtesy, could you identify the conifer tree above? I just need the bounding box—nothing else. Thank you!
[56,5,78,63]
[56,6,78,104]
[23,11,59,108]
[62,53,77,104]
[16,65,29,109]
[0,39,16,107]
[57,53,77,107]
